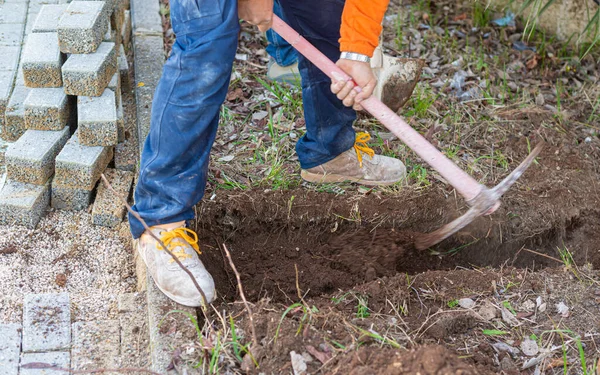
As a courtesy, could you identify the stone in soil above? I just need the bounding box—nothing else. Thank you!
[0,179,50,228]
[51,184,95,211]
[62,41,117,96]
[0,70,16,130]
[0,23,25,47]
[58,1,107,54]
[0,324,21,375]
[31,4,69,33]
[22,293,71,352]
[92,168,133,228]
[0,2,28,24]
[54,132,113,190]
[24,88,70,131]
[78,89,118,146]
[71,320,120,371]
[22,32,65,88]
[3,86,31,142]
[5,127,70,185]
[20,352,70,375]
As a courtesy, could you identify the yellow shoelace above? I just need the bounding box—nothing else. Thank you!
[156,228,202,263]
[354,132,375,168]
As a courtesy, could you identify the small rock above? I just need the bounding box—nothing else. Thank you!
[521,299,536,311]
[478,302,497,321]
[458,298,476,309]
[291,351,308,375]
[535,92,545,106]
[501,307,520,327]
[556,302,569,317]
[520,338,539,356]
[500,355,518,372]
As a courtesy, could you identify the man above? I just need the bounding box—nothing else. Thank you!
[131,0,406,307]
[265,0,299,84]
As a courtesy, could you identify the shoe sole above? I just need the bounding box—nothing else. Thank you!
[301,170,403,186]
[135,240,216,308]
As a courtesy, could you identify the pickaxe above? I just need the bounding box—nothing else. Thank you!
[271,16,544,250]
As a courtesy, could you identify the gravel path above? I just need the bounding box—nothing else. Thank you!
[0,207,136,323]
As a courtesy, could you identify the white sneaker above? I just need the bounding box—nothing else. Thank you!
[266,57,301,85]
[136,222,216,307]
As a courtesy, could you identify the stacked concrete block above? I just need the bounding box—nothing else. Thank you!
[22,32,65,88]
[107,71,121,109]
[58,1,108,54]
[0,180,51,228]
[0,70,16,131]
[3,86,31,142]
[53,132,113,210]
[31,4,70,33]
[62,42,117,96]
[118,44,129,90]
[121,9,131,49]
[24,88,71,130]
[92,168,132,227]
[5,127,70,185]
[78,89,118,146]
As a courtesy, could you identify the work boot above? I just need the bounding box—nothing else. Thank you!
[301,132,407,186]
[136,221,216,307]
[267,57,300,85]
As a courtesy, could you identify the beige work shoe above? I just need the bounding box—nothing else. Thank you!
[136,222,216,307]
[267,58,301,85]
[301,132,407,186]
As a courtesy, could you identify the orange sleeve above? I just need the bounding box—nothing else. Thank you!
[339,0,390,57]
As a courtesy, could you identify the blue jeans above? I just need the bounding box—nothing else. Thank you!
[265,0,297,67]
[129,0,356,238]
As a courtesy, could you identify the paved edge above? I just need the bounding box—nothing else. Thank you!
[129,1,200,373]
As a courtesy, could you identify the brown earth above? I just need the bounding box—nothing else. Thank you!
[189,110,600,373]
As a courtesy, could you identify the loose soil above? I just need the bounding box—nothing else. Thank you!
[189,117,600,373]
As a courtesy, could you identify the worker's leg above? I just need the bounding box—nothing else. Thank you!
[266,0,297,67]
[277,0,357,169]
[278,0,406,185]
[129,0,239,307]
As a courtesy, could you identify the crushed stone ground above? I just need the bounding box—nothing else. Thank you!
[0,208,136,323]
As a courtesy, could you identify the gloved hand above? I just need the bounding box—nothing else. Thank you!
[238,0,274,32]
[330,59,377,111]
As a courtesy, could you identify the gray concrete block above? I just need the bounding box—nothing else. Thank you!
[62,41,116,96]
[116,92,124,142]
[0,136,13,166]
[3,86,30,142]
[71,320,120,371]
[118,43,129,90]
[58,1,107,54]
[114,138,136,172]
[0,70,16,130]
[0,23,25,46]
[31,4,69,33]
[0,324,21,375]
[92,168,132,227]
[22,32,65,88]
[118,293,150,369]
[0,2,28,24]
[133,35,163,151]
[0,46,20,71]
[51,184,94,211]
[54,132,113,190]
[130,0,161,35]
[22,293,71,352]
[78,0,115,17]
[24,88,70,130]
[0,179,50,228]
[121,9,130,49]
[78,89,118,146]
[107,70,120,109]
[6,127,70,185]
[20,352,70,375]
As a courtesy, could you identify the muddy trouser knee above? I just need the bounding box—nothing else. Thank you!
[129,0,239,239]
[278,0,357,169]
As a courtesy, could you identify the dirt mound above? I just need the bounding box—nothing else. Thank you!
[328,345,486,374]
